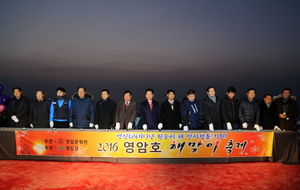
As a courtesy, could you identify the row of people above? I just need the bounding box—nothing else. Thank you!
[6,86,299,131]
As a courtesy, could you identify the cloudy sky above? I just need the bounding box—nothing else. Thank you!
[0,0,299,104]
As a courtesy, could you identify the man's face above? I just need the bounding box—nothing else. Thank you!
[145,91,154,101]
[36,91,44,101]
[264,95,272,104]
[282,90,291,99]
[124,93,132,102]
[14,89,22,99]
[57,90,65,97]
[227,92,235,99]
[247,90,256,100]
[77,88,86,99]
[207,88,216,97]
[101,91,110,100]
[187,94,195,102]
[167,92,175,101]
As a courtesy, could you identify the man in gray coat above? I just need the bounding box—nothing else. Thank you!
[115,90,137,130]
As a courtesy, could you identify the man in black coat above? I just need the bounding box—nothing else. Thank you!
[7,87,30,128]
[29,90,51,128]
[238,88,260,130]
[158,89,181,130]
[202,86,222,131]
[95,89,116,129]
[260,94,279,130]
[220,86,239,130]
[275,88,299,131]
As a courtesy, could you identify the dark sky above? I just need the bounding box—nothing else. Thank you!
[0,1,300,106]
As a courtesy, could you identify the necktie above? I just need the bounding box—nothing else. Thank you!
[149,102,153,111]
[125,102,129,110]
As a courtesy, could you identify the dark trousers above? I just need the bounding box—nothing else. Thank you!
[54,121,69,128]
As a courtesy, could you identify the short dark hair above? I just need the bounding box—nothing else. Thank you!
[77,86,86,92]
[145,88,154,94]
[187,89,195,95]
[227,86,236,93]
[264,94,273,98]
[167,89,175,94]
[36,90,44,94]
[101,89,110,94]
[247,87,256,94]
[12,87,22,92]
[206,86,216,92]
[123,90,132,96]
[282,88,292,93]
[56,87,66,92]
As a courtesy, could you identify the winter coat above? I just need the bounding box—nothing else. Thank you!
[202,96,222,130]
[7,96,30,127]
[95,98,116,129]
[220,96,239,125]
[238,98,260,129]
[69,95,94,128]
[275,97,299,130]
[29,98,51,128]
[159,100,181,129]
[181,99,200,129]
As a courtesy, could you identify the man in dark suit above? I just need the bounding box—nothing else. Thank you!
[94,89,116,129]
[7,87,30,128]
[140,88,159,130]
[158,89,181,130]
[115,90,137,130]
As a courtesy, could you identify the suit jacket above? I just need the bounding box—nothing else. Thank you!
[140,100,159,129]
[260,101,278,129]
[159,100,181,129]
[115,100,137,129]
[202,96,222,130]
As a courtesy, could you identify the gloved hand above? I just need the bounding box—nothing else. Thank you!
[242,123,248,129]
[183,126,189,132]
[49,121,54,128]
[89,123,93,128]
[11,115,17,122]
[227,122,232,130]
[115,122,120,130]
[143,124,147,130]
[209,123,214,132]
[30,124,34,128]
[69,122,73,128]
[11,115,19,123]
[179,123,182,128]
[95,124,99,130]
[158,123,163,130]
[260,126,263,131]
[127,122,133,130]
[254,124,260,131]
[274,126,281,131]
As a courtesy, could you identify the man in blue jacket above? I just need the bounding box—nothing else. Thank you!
[140,88,160,130]
[69,86,94,128]
[49,87,72,128]
[181,89,201,131]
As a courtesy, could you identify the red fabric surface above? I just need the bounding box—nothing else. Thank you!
[0,160,299,190]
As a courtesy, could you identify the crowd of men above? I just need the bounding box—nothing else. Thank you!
[5,86,299,131]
